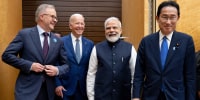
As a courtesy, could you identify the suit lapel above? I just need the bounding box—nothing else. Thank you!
[150,32,163,71]
[66,35,78,63]
[165,32,180,68]
[80,38,87,63]
[46,33,57,61]
[30,27,43,59]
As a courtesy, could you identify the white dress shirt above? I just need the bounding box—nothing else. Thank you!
[159,31,173,50]
[37,25,50,48]
[71,33,82,57]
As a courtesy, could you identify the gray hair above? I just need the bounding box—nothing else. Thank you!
[104,17,122,29]
[69,13,85,23]
[35,4,55,22]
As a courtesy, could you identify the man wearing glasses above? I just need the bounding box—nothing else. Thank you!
[132,1,196,100]
[2,4,69,100]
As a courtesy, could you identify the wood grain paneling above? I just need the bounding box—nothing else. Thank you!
[22,0,121,43]
[0,0,21,100]
[122,0,145,49]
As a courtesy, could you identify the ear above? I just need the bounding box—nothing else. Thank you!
[177,16,180,21]
[156,16,159,22]
[39,14,46,21]
[119,28,122,35]
[69,23,72,30]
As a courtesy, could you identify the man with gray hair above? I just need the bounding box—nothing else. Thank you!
[86,17,137,100]
[2,4,69,100]
[55,13,94,100]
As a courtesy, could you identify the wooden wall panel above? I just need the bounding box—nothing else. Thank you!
[0,0,21,99]
[22,0,121,43]
[122,0,144,50]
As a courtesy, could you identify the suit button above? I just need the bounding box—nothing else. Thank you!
[112,89,116,92]
[113,80,116,83]
[113,70,116,74]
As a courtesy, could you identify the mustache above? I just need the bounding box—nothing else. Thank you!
[108,32,118,36]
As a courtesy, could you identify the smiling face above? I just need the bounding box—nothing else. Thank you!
[156,6,179,35]
[69,14,85,38]
[39,7,58,32]
[105,19,122,43]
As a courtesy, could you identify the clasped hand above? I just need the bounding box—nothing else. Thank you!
[31,62,58,76]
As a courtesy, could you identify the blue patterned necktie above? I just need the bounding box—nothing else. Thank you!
[75,39,81,63]
[160,36,168,70]
[43,32,49,59]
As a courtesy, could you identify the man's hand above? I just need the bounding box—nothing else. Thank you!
[55,86,66,98]
[44,65,59,76]
[31,62,45,72]
[198,91,200,99]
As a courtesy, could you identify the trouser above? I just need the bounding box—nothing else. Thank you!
[36,81,49,100]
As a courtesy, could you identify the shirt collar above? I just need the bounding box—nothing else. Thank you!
[37,25,50,36]
[159,31,173,41]
[70,33,82,42]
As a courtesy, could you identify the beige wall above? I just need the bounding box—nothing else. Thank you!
[122,0,200,51]
[176,0,200,51]
[0,0,21,99]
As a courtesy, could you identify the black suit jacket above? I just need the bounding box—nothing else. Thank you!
[133,31,196,100]
[2,26,69,100]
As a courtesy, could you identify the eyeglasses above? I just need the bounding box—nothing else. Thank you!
[42,14,58,20]
[160,16,177,22]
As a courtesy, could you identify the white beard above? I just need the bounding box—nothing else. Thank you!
[106,32,121,43]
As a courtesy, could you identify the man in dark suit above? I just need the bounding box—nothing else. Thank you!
[132,1,196,100]
[1,4,69,100]
[55,13,94,100]
[196,51,200,100]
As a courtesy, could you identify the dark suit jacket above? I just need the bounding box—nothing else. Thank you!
[2,26,69,100]
[55,34,94,97]
[132,31,196,100]
[196,51,200,89]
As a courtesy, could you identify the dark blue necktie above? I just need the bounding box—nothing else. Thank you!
[75,39,81,63]
[160,36,168,70]
[43,32,49,59]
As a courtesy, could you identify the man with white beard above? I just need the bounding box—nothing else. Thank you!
[86,17,137,100]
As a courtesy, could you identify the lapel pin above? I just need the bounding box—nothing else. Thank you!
[176,43,180,47]
[173,43,180,51]
[173,47,176,51]
[53,38,57,43]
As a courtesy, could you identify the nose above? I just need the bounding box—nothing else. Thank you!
[110,27,115,31]
[53,18,58,23]
[165,19,171,24]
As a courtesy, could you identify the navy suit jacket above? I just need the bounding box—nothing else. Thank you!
[55,34,94,97]
[2,26,69,100]
[132,31,196,100]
